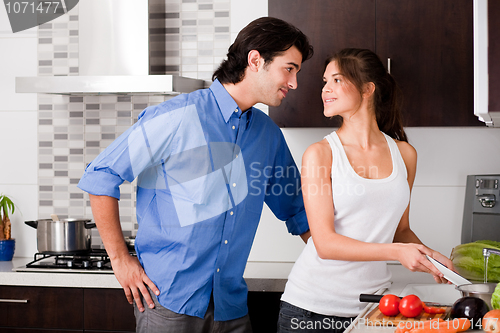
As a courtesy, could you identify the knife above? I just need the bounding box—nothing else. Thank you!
[359,294,451,307]
[425,255,472,286]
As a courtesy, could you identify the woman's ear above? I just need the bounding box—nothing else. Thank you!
[247,50,262,72]
[363,82,376,98]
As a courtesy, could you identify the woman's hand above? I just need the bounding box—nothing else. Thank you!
[428,250,455,284]
[395,243,447,283]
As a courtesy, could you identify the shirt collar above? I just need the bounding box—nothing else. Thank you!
[210,79,240,123]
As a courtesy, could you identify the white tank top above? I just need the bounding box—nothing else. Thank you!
[281,131,411,317]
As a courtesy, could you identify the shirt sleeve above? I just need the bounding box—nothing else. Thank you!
[264,134,309,236]
[77,103,183,199]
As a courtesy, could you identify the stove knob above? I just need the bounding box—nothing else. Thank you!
[67,261,73,268]
[96,261,103,268]
[82,260,90,268]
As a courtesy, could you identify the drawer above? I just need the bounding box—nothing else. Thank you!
[0,286,83,330]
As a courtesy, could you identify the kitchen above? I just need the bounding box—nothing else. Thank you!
[1,0,500,332]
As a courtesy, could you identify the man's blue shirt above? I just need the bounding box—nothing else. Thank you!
[77,79,308,321]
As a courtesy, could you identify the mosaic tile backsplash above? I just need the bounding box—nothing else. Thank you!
[37,0,231,248]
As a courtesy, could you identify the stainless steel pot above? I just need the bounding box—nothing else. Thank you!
[25,218,96,254]
[456,283,497,310]
[124,236,135,251]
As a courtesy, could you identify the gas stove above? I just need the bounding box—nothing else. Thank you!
[14,250,122,274]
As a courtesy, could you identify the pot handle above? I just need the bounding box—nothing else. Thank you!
[25,221,38,229]
[84,221,96,229]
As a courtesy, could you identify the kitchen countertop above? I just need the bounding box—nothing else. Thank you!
[345,268,468,333]
[2,258,475,332]
[0,257,296,291]
[1,258,435,293]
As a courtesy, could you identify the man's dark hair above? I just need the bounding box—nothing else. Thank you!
[212,17,313,84]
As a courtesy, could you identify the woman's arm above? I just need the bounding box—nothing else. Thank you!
[303,140,446,280]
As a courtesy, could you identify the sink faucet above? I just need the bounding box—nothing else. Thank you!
[483,248,500,283]
[483,248,500,258]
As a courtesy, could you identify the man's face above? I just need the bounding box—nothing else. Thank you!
[256,46,302,107]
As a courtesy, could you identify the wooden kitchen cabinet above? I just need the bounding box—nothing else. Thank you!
[0,286,135,332]
[84,288,135,332]
[0,286,83,331]
[268,0,483,127]
[268,0,376,127]
[248,291,282,333]
[376,0,480,126]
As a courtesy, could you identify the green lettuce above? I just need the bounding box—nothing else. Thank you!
[451,240,500,282]
[493,283,500,310]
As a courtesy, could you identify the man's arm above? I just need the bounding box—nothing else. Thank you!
[89,194,160,312]
[300,230,311,243]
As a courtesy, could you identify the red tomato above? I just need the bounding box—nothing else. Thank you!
[379,294,400,316]
[483,309,500,333]
[399,294,423,318]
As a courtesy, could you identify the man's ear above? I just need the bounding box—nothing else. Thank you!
[248,50,262,72]
[363,82,376,98]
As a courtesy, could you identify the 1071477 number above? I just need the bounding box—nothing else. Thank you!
[5,1,62,14]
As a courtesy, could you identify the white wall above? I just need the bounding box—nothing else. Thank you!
[0,8,38,257]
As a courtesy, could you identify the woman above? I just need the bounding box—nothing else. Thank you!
[277,48,453,333]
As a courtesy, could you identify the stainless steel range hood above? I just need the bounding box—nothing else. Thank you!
[16,75,205,95]
[16,0,205,95]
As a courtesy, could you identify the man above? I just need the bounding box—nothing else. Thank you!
[78,17,313,332]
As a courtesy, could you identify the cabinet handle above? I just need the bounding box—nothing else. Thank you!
[0,299,29,303]
[387,58,391,74]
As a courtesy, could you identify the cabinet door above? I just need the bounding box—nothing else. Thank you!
[268,0,376,127]
[248,291,282,333]
[0,329,81,333]
[83,288,136,332]
[0,286,83,330]
[376,0,480,126]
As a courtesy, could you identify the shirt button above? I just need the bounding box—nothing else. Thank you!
[234,109,238,113]
[217,268,220,272]
[232,125,236,130]
[230,211,234,215]
[232,183,236,187]
[225,240,228,244]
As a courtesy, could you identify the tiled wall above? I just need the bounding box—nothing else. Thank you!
[36,0,231,248]
[149,0,231,80]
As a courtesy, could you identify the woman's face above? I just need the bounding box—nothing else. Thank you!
[322,61,363,118]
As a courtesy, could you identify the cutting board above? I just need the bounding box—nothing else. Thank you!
[364,306,451,326]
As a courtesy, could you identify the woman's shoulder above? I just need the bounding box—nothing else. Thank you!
[394,140,417,160]
[394,139,417,173]
[303,139,332,164]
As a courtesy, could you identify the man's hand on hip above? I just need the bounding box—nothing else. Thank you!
[112,254,160,312]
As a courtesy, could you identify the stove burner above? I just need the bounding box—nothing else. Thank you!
[26,250,113,271]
